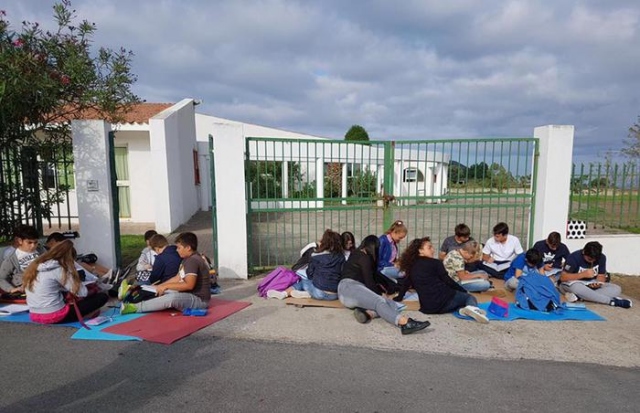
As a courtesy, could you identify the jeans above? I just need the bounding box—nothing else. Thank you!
[338,278,402,326]
[504,277,519,291]
[380,266,404,280]
[461,278,492,292]
[439,290,478,314]
[134,290,208,312]
[292,278,337,301]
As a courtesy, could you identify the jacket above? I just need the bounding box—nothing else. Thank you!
[377,234,396,271]
[307,251,346,293]
[0,246,44,292]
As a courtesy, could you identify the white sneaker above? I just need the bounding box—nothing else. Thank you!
[565,292,579,303]
[460,305,489,324]
[290,290,311,299]
[266,290,288,300]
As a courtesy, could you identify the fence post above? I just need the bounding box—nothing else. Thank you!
[532,125,575,245]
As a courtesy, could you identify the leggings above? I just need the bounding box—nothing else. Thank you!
[338,278,401,326]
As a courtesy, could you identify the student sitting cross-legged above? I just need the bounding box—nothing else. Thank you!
[504,249,545,292]
[559,241,631,309]
[23,240,108,324]
[120,232,211,314]
[479,222,524,279]
[395,237,489,323]
[267,229,345,301]
[442,241,491,292]
[0,225,45,295]
[532,231,570,281]
[146,234,182,285]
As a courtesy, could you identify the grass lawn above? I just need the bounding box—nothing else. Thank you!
[120,234,145,266]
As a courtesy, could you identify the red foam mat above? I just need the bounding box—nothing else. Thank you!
[103,297,251,344]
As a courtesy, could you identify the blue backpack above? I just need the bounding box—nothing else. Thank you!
[515,272,561,312]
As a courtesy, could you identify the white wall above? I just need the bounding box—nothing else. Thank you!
[150,99,199,233]
[211,123,249,279]
[113,130,155,222]
[70,120,118,268]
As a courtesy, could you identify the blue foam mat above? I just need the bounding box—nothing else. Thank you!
[454,302,606,321]
[0,306,146,340]
[71,313,146,341]
[0,310,83,328]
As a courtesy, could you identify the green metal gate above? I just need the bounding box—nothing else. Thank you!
[245,137,538,274]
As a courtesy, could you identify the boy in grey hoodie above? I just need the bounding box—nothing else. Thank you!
[0,225,44,294]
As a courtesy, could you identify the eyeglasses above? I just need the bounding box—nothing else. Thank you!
[394,220,404,225]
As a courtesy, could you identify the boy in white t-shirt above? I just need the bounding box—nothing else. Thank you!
[0,225,44,294]
[480,222,524,279]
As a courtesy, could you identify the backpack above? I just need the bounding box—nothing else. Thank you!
[515,272,561,312]
[257,266,299,297]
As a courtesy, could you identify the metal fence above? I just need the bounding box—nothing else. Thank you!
[569,162,640,233]
[0,142,75,242]
[245,137,538,274]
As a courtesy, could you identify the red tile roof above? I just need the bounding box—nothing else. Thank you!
[75,102,174,124]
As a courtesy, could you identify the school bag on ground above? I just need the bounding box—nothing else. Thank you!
[515,272,561,312]
[257,266,299,297]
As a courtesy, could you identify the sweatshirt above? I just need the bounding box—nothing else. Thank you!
[25,260,88,314]
[307,251,346,293]
[0,247,44,292]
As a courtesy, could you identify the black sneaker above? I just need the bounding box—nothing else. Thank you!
[400,318,431,335]
[353,307,372,324]
[610,297,633,309]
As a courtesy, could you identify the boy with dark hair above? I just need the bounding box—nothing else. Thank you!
[438,223,474,260]
[0,225,44,293]
[480,222,523,279]
[135,229,158,281]
[504,248,544,291]
[532,231,570,279]
[120,231,211,314]
[560,241,631,308]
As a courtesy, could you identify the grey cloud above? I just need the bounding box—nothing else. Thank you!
[3,0,639,161]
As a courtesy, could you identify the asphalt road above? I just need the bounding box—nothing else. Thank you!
[1,323,638,413]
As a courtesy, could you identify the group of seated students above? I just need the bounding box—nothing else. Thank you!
[265,220,632,334]
[1,224,214,324]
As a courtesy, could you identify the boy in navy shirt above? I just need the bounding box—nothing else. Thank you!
[532,231,570,280]
[560,241,631,308]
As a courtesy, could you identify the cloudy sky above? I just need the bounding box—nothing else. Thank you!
[4,0,640,162]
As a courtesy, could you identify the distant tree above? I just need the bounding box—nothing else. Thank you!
[489,163,516,191]
[622,117,640,159]
[467,162,490,180]
[344,125,370,142]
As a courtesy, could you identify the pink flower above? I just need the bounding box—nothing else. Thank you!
[12,38,24,47]
[60,75,70,85]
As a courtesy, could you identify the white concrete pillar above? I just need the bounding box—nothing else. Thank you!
[213,123,248,279]
[532,125,575,245]
[341,163,348,205]
[71,120,117,269]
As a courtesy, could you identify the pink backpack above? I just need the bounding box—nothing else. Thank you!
[257,266,299,297]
